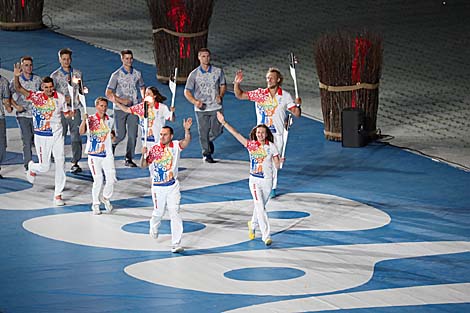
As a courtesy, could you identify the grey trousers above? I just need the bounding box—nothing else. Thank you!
[0,119,5,165]
[113,109,139,161]
[195,109,223,157]
[16,116,34,169]
[61,109,82,164]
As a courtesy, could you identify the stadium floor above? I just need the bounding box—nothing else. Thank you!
[0,27,469,313]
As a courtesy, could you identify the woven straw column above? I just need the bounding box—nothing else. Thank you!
[146,0,214,84]
[0,0,44,30]
[314,31,383,141]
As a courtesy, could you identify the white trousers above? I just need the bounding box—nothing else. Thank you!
[88,155,116,205]
[249,176,273,241]
[30,131,66,197]
[272,133,284,189]
[150,180,183,246]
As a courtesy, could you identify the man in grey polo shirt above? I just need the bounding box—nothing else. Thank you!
[106,49,145,167]
[9,56,42,171]
[184,48,226,163]
[51,48,84,174]
[0,73,11,179]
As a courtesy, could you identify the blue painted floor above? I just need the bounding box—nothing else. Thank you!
[0,29,469,313]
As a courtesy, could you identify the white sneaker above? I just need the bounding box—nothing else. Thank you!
[171,245,184,253]
[26,160,36,184]
[91,204,101,215]
[247,221,255,240]
[54,195,65,206]
[100,197,113,213]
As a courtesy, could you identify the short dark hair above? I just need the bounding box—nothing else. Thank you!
[42,76,54,85]
[20,56,33,63]
[58,48,72,58]
[161,126,174,135]
[95,96,108,106]
[121,49,133,57]
[198,47,211,55]
[249,124,274,143]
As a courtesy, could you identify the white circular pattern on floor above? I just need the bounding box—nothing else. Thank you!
[22,193,390,250]
[125,241,470,296]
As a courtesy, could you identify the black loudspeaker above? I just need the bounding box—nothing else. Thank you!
[341,108,368,147]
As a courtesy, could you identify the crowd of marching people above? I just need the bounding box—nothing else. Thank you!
[0,47,302,252]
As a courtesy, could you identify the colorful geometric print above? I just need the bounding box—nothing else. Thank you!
[29,91,57,136]
[87,114,110,157]
[147,144,175,184]
[130,102,156,141]
[247,140,268,178]
[247,88,278,132]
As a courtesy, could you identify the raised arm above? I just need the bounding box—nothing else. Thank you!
[13,63,30,98]
[233,70,249,100]
[179,118,193,149]
[216,111,247,146]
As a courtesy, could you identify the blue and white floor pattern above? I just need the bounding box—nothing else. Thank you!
[0,29,469,313]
